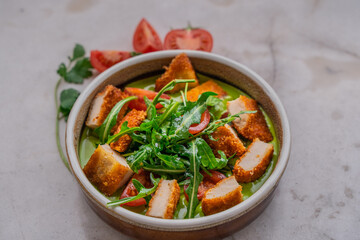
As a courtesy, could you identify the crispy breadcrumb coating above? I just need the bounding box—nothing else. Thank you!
[83,144,133,196]
[146,179,180,219]
[155,53,198,93]
[233,138,274,183]
[228,95,273,142]
[186,80,227,102]
[86,85,129,130]
[110,109,147,153]
[202,176,243,216]
[203,124,246,158]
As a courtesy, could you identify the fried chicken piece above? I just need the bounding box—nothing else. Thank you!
[233,138,274,183]
[227,95,273,142]
[155,53,199,93]
[202,176,243,216]
[187,80,227,102]
[203,124,246,158]
[83,144,133,196]
[110,109,147,153]
[146,179,180,219]
[86,85,129,130]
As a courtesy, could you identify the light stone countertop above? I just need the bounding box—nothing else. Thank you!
[1,0,359,239]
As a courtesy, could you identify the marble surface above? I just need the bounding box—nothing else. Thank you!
[1,0,359,239]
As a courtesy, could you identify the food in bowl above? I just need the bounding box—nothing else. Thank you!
[78,53,279,220]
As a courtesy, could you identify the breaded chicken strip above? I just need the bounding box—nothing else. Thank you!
[146,179,180,219]
[110,109,147,153]
[233,138,274,183]
[186,80,227,102]
[86,85,129,130]
[83,144,133,196]
[203,124,246,158]
[202,176,243,216]
[227,95,273,142]
[155,53,199,93]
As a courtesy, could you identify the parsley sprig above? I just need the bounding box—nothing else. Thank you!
[55,44,93,171]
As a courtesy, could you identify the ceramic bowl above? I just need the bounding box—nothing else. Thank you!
[66,50,291,240]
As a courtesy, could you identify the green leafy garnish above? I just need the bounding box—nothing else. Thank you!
[107,173,160,207]
[55,44,93,171]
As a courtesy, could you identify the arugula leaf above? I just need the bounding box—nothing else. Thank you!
[59,88,80,120]
[194,138,217,169]
[156,153,185,169]
[126,145,153,173]
[143,164,186,174]
[94,96,137,143]
[206,95,232,120]
[185,140,203,219]
[64,58,93,84]
[152,79,196,105]
[71,44,85,61]
[107,173,160,207]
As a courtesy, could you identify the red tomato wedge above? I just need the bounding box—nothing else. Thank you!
[90,50,132,73]
[120,169,152,207]
[188,109,210,134]
[133,18,163,53]
[125,87,170,111]
[164,26,213,52]
[184,170,226,201]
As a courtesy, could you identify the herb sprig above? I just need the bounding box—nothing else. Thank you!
[55,44,93,171]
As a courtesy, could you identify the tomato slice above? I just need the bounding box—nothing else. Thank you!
[120,169,152,207]
[164,27,213,52]
[90,50,132,73]
[188,109,210,134]
[133,18,163,53]
[125,87,170,111]
[184,170,226,201]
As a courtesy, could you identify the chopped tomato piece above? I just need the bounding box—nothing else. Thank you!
[90,50,132,73]
[133,18,163,53]
[189,109,210,134]
[124,87,170,111]
[120,169,152,207]
[184,170,226,201]
[164,26,213,52]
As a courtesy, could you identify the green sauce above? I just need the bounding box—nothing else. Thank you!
[78,73,279,217]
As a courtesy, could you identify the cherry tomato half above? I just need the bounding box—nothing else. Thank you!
[120,169,152,207]
[133,18,163,53]
[124,87,171,111]
[184,170,226,201]
[164,27,213,52]
[90,50,132,73]
[188,109,210,134]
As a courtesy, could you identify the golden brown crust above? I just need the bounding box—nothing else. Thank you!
[83,145,132,196]
[110,109,147,152]
[155,53,199,93]
[232,95,273,142]
[186,80,227,102]
[203,125,246,158]
[202,177,243,216]
[88,85,129,129]
[233,139,274,183]
[146,180,180,219]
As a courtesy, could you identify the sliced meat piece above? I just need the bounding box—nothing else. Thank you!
[83,144,133,196]
[146,179,180,219]
[227,95,273,142]
[233,138,274,183]
[86,85,129,129]
[202,176,243,216]
[186,80,227,102]
[110,109,147,153]
[155,53,199,93]
[203,124,246,158]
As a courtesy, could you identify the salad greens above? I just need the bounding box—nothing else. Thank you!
[100,79,254,218]
[55,44,93,171]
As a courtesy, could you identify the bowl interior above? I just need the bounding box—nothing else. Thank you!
[67,50,289,231]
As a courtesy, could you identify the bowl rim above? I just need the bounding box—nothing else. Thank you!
[66,50,291,230]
